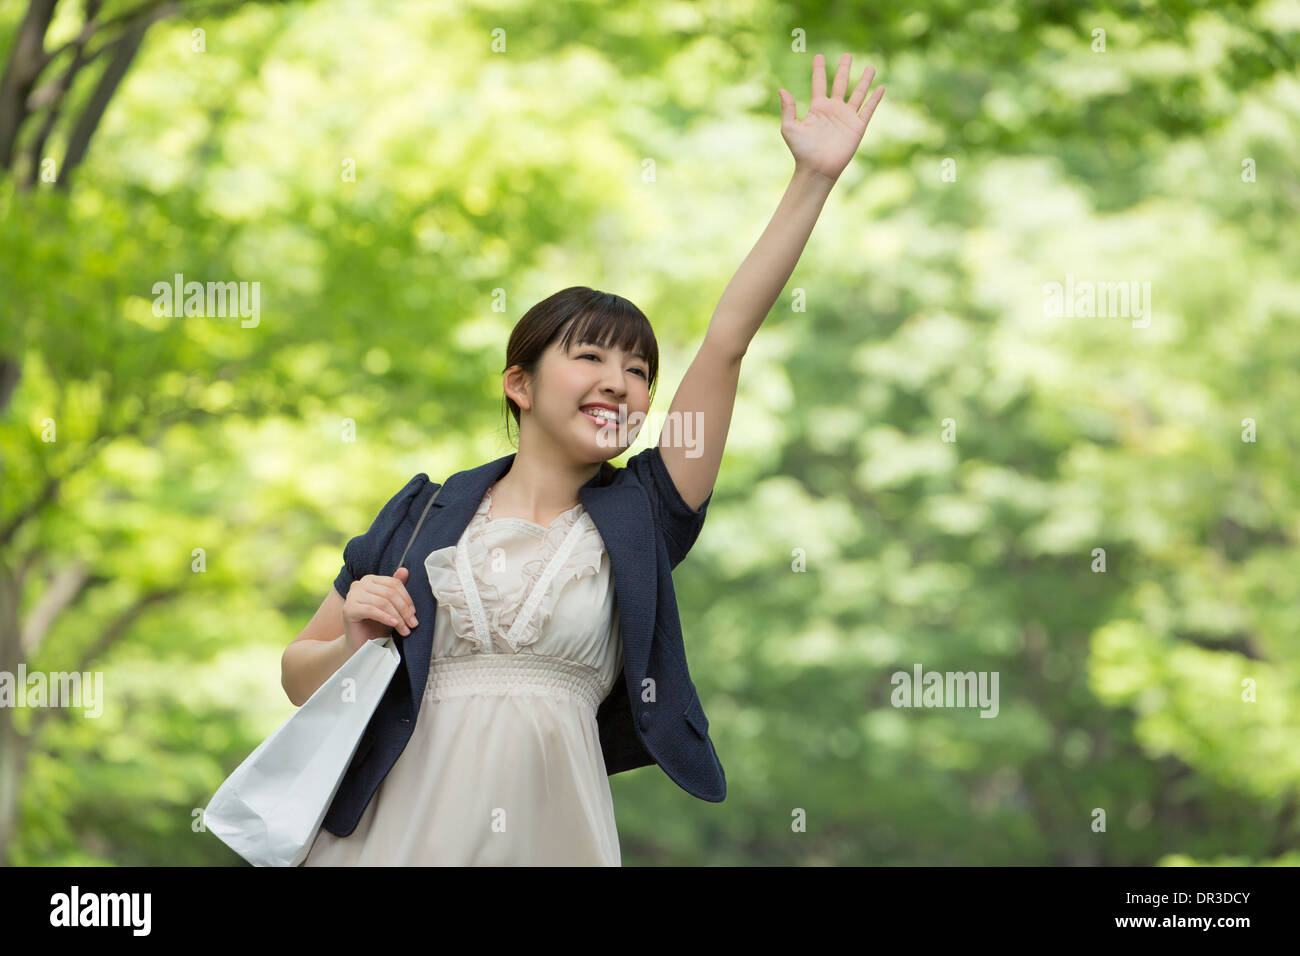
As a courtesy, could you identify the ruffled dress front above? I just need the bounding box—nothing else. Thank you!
[302,482,623,866]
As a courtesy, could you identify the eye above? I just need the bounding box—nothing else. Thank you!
[578,349,647,379]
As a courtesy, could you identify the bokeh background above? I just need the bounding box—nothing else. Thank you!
[2,0,1298,866]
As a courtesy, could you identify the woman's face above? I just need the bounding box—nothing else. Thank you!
[508,337,652,461]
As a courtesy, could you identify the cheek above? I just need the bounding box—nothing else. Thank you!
[542,367,586,411]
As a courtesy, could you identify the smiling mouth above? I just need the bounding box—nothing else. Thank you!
[579,407,621,427]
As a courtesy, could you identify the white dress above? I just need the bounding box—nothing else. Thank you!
[302,482,624,866]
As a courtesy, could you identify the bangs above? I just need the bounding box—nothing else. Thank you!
[556,307,658,384]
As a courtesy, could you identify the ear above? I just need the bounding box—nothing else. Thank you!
[503,366,532,411]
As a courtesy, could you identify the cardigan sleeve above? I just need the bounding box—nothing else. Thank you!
[333,474,429,599]
[623,445,713,571]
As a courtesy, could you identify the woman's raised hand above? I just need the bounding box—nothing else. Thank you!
[778,53,884,182]
[343,566,419,653]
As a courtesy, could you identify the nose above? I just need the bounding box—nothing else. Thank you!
[599,364,627,399]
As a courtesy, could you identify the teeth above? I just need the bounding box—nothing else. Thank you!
[582,407,618,422]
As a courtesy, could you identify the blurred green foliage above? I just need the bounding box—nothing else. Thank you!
[1,0,1298,865]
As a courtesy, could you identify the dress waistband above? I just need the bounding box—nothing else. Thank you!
[423,654,609,712]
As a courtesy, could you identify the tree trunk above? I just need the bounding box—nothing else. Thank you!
[0,0,59,171]
[0,559,27,865]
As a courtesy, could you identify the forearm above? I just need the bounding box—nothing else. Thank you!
[281,633,351,707]
[705,164,837,359]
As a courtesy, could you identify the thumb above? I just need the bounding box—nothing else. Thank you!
[393,566,410,582]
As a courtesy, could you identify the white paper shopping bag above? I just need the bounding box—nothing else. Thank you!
[204,635,400,867]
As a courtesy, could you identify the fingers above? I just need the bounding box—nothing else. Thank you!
[811,52,826,103]
[848,64,877,112]
[859,84,885,123]
[778,88,796,126]
[350,575,419,633]
[372,575,418,624]
[831,52,852,101]
[351,601,408,635]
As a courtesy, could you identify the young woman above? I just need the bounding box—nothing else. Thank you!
[283,53,884,866]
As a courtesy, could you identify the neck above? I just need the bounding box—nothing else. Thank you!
[494,430,605,522]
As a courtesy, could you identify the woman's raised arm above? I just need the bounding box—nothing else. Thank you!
[658,53,885,511]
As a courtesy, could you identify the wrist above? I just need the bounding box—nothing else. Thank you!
[792,162,839,190]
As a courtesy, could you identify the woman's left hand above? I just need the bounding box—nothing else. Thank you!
[779,53,884,182]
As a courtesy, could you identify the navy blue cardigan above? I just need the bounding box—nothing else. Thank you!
[320,445,725,838]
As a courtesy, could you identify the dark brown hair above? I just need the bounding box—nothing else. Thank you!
[502,286,659,445]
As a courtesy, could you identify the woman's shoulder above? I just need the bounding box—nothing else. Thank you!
[334,473,432,596]
[351,473,430,531]
[618,446,711,518]
[385,473,434,517]
[614,446,713,569]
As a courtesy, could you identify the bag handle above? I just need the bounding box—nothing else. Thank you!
[388,480,444,575]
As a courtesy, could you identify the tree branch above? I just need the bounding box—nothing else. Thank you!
[19,558,95,657]
[56,10,162,188]
[39,0,171,68]
[30,585,183,734]
[0,339,280,546]
[0,430,107,550]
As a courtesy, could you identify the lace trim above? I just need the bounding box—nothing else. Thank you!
[424,486,606,653]
[532,548,607,638]
[425,547,482,650]
[500,514,588,650]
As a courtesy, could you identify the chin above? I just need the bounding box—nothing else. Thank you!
[586,435,627,460]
